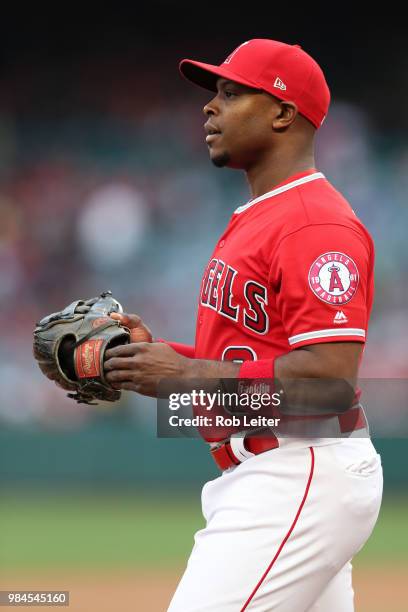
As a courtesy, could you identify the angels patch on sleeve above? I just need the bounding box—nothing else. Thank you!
[308,251,359,305]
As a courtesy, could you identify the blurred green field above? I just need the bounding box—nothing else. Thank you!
[0,492,406,569]
[0,492,203,569]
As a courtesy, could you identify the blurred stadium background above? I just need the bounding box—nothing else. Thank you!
[0,6,407,611]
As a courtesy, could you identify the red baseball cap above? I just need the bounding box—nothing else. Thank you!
[179,39,330,129]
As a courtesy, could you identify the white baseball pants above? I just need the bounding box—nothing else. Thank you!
[167,437,383,611]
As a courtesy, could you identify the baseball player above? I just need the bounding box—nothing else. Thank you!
[104,39,383,611]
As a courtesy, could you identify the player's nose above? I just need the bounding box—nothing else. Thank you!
[203,94,219,116]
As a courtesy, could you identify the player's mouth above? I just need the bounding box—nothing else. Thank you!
[204,122,222,144]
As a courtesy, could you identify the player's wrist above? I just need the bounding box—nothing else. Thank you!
[234,358,283,419]
[182,358,240,380]
[238,359,274,379]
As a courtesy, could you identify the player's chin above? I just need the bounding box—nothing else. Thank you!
[209,149,231,168]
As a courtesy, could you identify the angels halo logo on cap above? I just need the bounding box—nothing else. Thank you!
[308,251,359,305]
[223,40,251,65]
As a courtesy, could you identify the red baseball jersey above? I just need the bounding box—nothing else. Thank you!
[194,168,374,364]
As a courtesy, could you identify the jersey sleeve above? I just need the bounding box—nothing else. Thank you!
[269,224,374,348]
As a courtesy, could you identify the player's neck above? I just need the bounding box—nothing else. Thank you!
[246,152,316,200]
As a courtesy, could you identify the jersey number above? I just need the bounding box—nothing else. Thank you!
[221,345,257,364]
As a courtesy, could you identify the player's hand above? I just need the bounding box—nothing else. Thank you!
[104,342,188,397]
[110,312,153,343]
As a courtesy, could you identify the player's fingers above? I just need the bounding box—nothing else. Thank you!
[104,357,138,371]
[129,327,153,343]
[105,342,147,360]
[110,312,142,328]
[105,369,135,384]
[110,312,153,343]
[119,382,142,392]
[109,382,122,390]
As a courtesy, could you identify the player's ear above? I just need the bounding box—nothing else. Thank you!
[272,101,298,130]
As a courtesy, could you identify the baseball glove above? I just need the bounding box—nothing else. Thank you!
[33,291,130,404]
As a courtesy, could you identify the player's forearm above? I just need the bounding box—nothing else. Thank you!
[184,342,360,381]
[274,343,360,381]
[183,358,240,379]
[273,346,358,415]
[184,342,361,415]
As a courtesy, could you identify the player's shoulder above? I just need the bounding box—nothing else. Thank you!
[297,174,359,224]
[293,175,373,247]
[234,171,373,255]
[254,172,370,242]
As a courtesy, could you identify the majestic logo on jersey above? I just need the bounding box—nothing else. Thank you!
[333,310,348,324]
[200,258,269,335]
[308,252,359,305]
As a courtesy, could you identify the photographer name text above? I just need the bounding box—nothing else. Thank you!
[168,415,281,428]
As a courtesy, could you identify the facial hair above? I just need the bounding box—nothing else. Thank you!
[211,151,231,168]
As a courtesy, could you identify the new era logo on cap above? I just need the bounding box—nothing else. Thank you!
[273,77,287,91]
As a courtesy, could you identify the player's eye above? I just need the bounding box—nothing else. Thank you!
[224,90,237,99]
